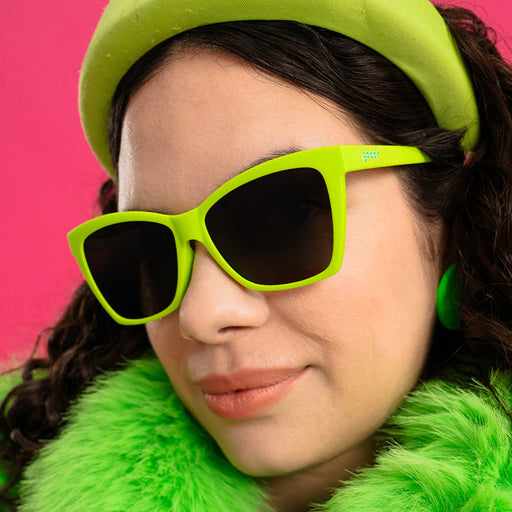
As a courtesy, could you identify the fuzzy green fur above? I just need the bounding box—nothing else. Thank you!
[15,356,512,511]
[0,371,22,510]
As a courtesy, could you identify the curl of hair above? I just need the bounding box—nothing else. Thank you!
[440,8,512,369]
[0,181,150,507]
[1,4,512,507]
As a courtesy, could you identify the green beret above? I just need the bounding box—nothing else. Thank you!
[79,0,480,175]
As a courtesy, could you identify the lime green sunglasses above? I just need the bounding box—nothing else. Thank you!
[68,145,431,325]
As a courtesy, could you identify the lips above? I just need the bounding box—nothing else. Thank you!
[196,367,306,420]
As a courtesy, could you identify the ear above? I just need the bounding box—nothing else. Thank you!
[463,151,474,166]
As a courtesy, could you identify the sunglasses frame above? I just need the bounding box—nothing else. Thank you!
[68,145,431,325]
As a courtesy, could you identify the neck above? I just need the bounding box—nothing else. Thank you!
[262,436,376,512]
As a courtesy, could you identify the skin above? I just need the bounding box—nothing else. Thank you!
[117,49,443,511]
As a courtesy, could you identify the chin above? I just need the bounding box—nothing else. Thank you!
[224,449,307,478]
[210,427,335,479]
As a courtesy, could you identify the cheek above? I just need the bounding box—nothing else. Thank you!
[344,189,436,328]
[145,316,212,420]
[272,193,436,392]
[351,215,434,380]
[145,316,189,382]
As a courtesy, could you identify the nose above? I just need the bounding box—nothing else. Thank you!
[178,244,270,343]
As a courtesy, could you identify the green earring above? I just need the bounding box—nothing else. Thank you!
[436,263,461,330]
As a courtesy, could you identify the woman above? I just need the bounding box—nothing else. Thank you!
[1,0,512,510]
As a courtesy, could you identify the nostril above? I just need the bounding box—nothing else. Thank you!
[218,325,245,335]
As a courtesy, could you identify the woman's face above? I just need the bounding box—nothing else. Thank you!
[117,49,442,481]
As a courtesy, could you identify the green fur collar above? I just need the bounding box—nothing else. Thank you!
[18,356,512,511]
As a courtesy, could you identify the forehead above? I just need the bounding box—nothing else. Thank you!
[117,49,363,213]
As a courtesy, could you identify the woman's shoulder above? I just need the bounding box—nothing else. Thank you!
[388,365,512,449]
[330,364,512,511]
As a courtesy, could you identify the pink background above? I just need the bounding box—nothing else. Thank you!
[1,1,512,362]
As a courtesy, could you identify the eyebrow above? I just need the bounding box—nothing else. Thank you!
[208,145,304,190]
[125,145,305,213]
[240,146,304,172]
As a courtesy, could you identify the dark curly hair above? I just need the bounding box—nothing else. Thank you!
[1,4,512,508]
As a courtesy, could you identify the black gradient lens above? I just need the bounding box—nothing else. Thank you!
[84,221,178,319]
[205,167,333,285]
